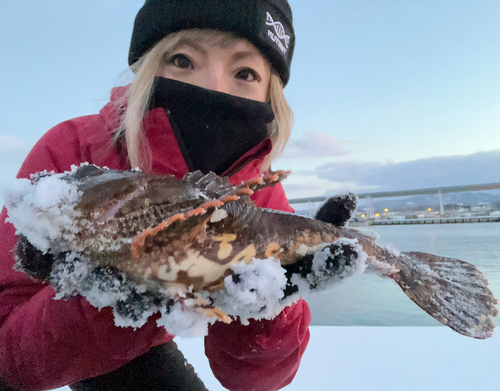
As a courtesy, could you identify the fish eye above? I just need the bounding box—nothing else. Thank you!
[167,53,194,70]
[235,68,261,82]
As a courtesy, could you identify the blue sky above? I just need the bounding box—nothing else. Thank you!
[1,0,499,199]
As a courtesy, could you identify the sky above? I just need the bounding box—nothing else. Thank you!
[1,0,499,201]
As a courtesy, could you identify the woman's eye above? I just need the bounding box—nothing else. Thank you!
[236,68,261,82]
[168,54,194,69]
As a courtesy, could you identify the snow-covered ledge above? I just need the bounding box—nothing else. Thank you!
[52,326,499,390]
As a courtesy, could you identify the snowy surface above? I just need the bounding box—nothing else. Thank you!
[51,326,500,391]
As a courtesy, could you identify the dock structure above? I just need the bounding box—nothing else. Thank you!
[371,216,500,225]
[288,182,500,222]
[289,182,500,205]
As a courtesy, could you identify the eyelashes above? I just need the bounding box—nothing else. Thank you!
[166,53,194,69]
[235,68,261,82]
[163,53,262,83]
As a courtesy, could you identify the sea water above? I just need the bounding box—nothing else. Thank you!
[307,222,500,326]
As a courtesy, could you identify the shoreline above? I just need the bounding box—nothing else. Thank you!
[364,216,500,226]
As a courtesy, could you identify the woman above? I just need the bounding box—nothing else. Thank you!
[0,1,311,390]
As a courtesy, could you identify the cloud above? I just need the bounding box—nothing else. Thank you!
[313,150,500,192]
[280,171,378,200]
[280,131,353,159]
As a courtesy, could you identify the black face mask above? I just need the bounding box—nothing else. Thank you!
[149,77,275,176]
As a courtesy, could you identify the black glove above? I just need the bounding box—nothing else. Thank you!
[314,193,357,226]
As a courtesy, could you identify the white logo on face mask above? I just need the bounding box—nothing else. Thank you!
[266,11,290,54]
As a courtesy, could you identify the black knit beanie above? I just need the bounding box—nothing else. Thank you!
[128,0,295,85]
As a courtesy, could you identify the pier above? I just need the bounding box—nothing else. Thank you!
[370,216,500,225]
[289,182,500,223]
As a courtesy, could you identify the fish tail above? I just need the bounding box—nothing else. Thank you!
[374,251,499,339]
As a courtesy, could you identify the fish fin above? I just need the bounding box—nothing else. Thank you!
[282,241,361,298]
[131,213,212,259]
[237,170,290,193]
[182,170,289,202]
[174,292,232,324]
[390,251,498,339]
[182,171,235,199]
[130,193,242,259]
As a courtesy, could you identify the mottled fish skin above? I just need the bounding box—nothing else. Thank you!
[13,165,499,338]
[62,167,351,290]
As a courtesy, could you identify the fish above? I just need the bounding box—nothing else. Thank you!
[6,164,498,338]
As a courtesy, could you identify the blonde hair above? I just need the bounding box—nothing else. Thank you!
[116,29,293,172]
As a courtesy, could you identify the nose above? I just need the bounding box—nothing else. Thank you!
[203,67,230,95]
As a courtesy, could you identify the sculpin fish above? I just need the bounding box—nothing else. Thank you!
[6,164,498,338]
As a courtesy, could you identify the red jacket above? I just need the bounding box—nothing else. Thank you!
[0,86,311,391]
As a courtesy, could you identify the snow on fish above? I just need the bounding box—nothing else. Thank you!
[4,164,498,338]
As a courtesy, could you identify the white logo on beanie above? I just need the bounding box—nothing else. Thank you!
[266,11,289,54]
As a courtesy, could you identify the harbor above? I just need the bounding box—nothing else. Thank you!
[370,215,500,225]
[289,182,500,225]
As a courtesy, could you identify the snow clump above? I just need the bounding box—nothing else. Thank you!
[4,169,82,253]
[210,257,290,325]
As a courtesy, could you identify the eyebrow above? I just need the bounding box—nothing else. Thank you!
[170,39,266,65]
[171,39,208,56]
[231,50,263,63]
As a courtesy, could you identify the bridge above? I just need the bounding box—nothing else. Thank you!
[288,182,500,218]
